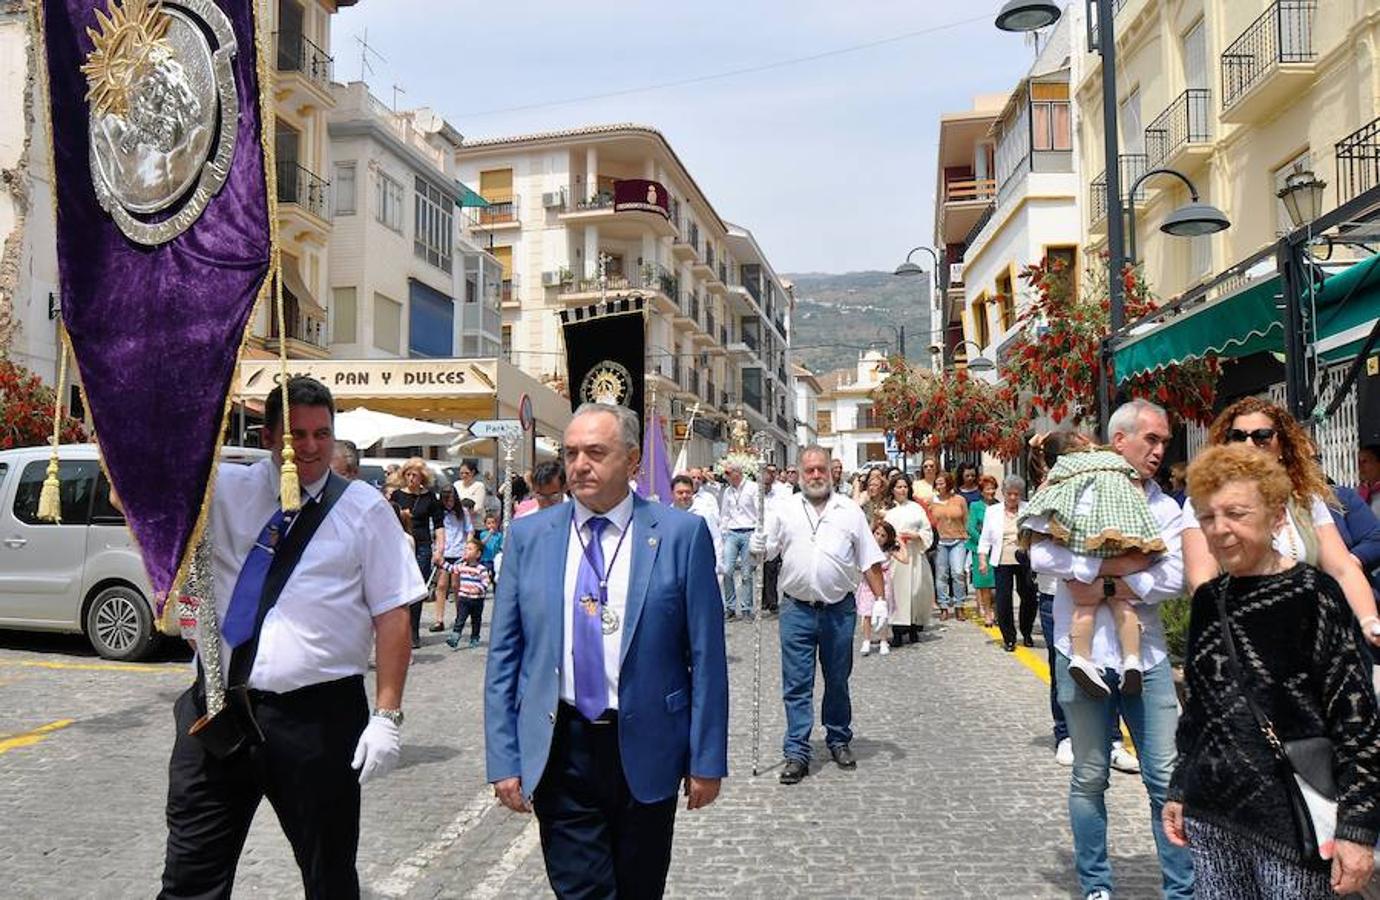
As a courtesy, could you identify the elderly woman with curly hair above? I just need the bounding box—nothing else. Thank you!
[1182,397,1380,648]
[1165,444,1380,898]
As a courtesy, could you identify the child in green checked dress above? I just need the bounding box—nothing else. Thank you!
[1021,433,1166,699]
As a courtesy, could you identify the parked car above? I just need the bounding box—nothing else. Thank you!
[0,443,267,660]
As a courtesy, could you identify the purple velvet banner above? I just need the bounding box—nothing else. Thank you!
[636,413,673,505]
[40,0,270,596]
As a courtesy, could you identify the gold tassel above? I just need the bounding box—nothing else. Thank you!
[36,328,69,523]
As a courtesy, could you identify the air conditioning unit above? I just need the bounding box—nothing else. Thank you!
[541,270,561,287]
[541,191,564,208]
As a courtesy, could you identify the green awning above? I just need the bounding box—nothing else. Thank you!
[1314,254,1380,362]
[1113,275,1284,382]
[456,183,489,208]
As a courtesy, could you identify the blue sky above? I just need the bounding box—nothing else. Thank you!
[331,1,1037,274]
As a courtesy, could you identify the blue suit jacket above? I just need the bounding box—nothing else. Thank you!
[483,495,729,803]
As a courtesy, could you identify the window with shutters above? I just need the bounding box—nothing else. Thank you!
[413,177,453,274]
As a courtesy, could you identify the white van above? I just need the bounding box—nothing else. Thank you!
[0,443,266,660]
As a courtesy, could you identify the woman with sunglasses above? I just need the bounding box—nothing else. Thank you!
[1183,397,1380,646]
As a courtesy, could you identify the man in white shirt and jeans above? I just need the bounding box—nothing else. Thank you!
[160,377,423,899]
[753,446,884,784]
[718,462,760,620]
[1027,400,1193,900]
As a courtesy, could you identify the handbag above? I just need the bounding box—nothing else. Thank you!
[1212,578,1339,860]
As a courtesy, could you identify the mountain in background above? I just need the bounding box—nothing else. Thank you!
[783,271,934,377]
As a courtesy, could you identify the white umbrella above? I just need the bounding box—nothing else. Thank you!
[335,407,461,450]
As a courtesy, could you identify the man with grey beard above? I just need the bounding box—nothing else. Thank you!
[752,446,885,784]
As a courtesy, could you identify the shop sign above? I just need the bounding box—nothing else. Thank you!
[238,359,497,400]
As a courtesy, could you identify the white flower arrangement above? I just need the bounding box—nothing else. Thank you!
[713,450,762,479]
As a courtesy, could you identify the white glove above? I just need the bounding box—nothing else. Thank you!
[870,599,889,631]
[351,716,401,785]
[749,531,767,556]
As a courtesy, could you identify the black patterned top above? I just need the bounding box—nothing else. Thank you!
[1169,563,1380,864]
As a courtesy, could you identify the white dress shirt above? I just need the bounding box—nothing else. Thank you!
[719,478,760,530]
[766,492,886,604]
[688,492,725,575]
[1028,480,1185,671]
[206,459,425,693]
[768,481,794,501]
[561,492,635,711]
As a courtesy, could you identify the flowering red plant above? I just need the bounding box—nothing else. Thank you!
[999,257,1219,426]
[0,359,88,450]
[871,356,1030,460]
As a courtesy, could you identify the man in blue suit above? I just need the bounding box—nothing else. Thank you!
[484,402,729,898]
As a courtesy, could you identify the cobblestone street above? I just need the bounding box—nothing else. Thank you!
[0,612,1164,898]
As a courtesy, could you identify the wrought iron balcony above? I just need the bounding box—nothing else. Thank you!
[1336,116,1380,204]
[1089,154,1149,225]
[1145,89,1212,169]
[476,198,519,226]
[1221,1,1316,113]
[275,32,332,88]
[276,161,330,221]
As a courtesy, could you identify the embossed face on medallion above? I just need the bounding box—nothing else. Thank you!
[580,361,632,408]
[82,0,239,245]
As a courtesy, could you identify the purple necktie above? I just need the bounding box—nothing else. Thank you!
[573,515,610,721]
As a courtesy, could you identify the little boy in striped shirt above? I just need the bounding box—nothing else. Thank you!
[446,537,491,649]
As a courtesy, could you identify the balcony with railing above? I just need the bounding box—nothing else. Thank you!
[944,173,997,206]
[475,196,520,228]
[1145,88,1212,170]
[500,276,519,306]
[267,294,328,358]
[275,32,332,94]
[672,217,699,260]
[1336,116,1380,204]
[1221,1,1316,122]
[559,262,677,301]
[277,161,331,224]
[1089,153,1149,231]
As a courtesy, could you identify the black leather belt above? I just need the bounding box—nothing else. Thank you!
[785,593,854,610]
[559,701,618,725]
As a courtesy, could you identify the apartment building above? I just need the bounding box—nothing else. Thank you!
[793,363,823,450]
[932,95,1007,370]
[455,125,795,464]
[327,82,502,360]
[814,350,889,471]
[1078,0,1380,479]
[961,12,1083,381]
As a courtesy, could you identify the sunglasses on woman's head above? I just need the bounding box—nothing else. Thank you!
[1227,427,1277,445]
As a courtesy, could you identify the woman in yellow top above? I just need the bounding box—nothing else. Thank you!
[929,470,970,621]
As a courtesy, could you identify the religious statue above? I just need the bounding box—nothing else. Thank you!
[729,406,751,454]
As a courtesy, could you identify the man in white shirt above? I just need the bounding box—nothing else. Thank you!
[753,446,885,784]
[1027,400,1193,900]
[718,463,761,620]
[674,474,724,576]
[161,377,423,899]
[763,463,794,501]
[485,403,728,897]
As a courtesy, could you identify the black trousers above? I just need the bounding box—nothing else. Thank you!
[160,675,369,900]
[452,596,484,640]
[995,563,1037,646]
[761,558,781,612]
[533,704,678,899]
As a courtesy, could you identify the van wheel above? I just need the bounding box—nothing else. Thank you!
[85,585,154,661]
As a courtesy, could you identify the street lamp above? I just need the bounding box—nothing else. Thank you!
[876,324,905,359]
[1124,167,1231,264]
[894,246,942,368]
[932,339,996,373]
[1277,169,1327,230]
[999,0,1126,433]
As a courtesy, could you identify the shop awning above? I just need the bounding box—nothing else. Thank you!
[456,183,489,208]
[1314,254,1380,362]
[1113,274,1284,382]
[282,255,326,320]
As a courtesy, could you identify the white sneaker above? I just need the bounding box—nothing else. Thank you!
[1110,742,1140,774]
[860,640,871,656]
[878,641,890,656]
[1068,654,1111,699]
[1121,653,1143,696]
[1055,737,1074,766]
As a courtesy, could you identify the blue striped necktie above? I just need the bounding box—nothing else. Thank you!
[221,506,298,648]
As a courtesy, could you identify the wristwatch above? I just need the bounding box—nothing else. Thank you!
[372,707,404,727]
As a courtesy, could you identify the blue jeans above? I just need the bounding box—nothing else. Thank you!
[1056,652,1193,899]
[934,539,968,609]
[721,529,755,614]
[1038,594,1069,743]
[780,596,856,762]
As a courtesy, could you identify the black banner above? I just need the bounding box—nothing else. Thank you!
[561,298,647,433]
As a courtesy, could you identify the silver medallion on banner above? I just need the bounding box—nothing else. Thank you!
[81,0,239,245]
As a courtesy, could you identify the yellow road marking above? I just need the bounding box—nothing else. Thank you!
[0,659,183,675]
[0,718,75,755]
